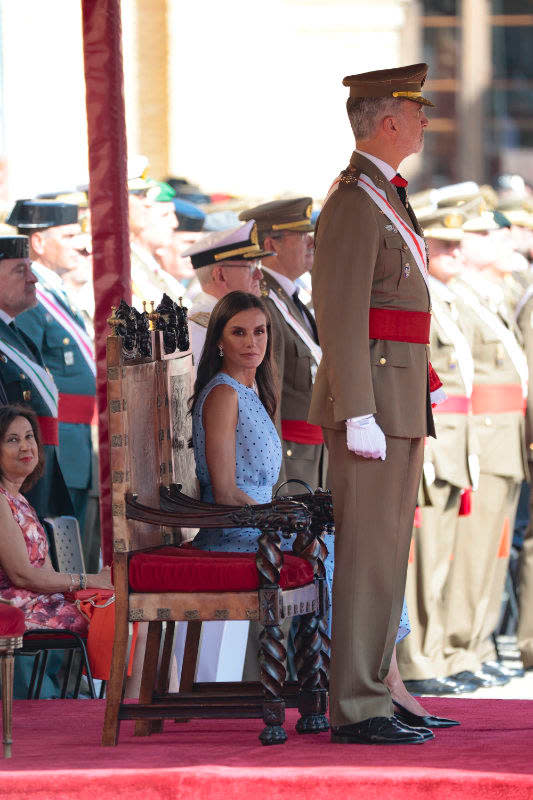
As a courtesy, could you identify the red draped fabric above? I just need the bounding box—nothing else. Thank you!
[81,0,131,564]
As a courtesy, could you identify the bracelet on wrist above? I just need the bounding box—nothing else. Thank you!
[79,573,87,590]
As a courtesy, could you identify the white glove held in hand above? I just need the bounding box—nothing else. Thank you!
[346,415,386,460]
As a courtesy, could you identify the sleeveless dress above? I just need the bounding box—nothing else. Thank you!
[0,486,87,633]
[192,372,410,644]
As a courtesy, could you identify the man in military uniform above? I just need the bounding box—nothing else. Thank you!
[6,200,95,541]
[239,198,325,492]
[443,207,528,684]
[183,221,267,365]
[309,64,437,744]
[397,207,480,694]
[0,235,72,519]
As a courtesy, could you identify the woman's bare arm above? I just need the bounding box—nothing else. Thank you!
[203,383,258,506]
[0,495,112,592]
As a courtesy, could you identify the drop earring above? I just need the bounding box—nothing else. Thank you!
[218,345,224,357]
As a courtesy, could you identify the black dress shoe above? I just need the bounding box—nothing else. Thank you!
[393,700,460,729]
[403,677,468,696]
[482,660,525,679]
[451,669,509,688]
[331,716,434,744]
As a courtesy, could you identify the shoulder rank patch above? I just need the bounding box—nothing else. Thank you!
[188,311,211,328]
[260,280,269,298]
[339,165,361,186]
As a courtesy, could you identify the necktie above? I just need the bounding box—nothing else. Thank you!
[391,173,408,207]
[292,289,319,344]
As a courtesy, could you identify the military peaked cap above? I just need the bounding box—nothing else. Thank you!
[0,235,30,260]
[182,220,273,268]
[343,63,434,110]
[239,197,313,243]
[7,199,79,230]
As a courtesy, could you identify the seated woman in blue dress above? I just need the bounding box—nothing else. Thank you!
[190,291,446,724]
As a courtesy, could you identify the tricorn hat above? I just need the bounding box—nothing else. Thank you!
[0,235,30,260]
[343,63,434,110]
[6,199,79,230]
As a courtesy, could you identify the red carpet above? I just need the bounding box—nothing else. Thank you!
[1,698,532,799]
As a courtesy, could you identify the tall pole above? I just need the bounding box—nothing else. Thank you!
[81,0,131,564]
[459,0,491,182]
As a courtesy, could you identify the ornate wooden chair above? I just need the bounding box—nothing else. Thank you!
[102,296,330,746]
[0,599,25,758]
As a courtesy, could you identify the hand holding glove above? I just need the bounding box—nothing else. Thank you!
[346,415,386,460]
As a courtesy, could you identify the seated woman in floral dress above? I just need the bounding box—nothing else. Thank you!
[0,405,112,633]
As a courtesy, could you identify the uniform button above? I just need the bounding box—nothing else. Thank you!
[20,372,26,380]
[23,390,31,401]
[286,449,293,457]
[484,417,492,426]
[328,395,334,402]
[379,357,387,365]
[62,337,70,345]
[530,443,533,451]
[0,354,6,363]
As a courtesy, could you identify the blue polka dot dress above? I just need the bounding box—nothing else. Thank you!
[191,371,408,644]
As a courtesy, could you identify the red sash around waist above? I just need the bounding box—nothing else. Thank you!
[434,395,471,414]
[37,416,59,446]
[471,384,525,415]
[282,419,324,445]
[369,307,431,344]
[58,393,97,425]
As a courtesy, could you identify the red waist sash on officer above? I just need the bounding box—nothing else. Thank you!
[434,395,471,414]
[281,419,324,446]
[369,307,431,343]
[58,393,98,425]
[471,384,525,415]
[37,417,59,446]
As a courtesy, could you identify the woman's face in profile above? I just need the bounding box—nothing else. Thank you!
[0,416,38,483]
[219,308,268,372]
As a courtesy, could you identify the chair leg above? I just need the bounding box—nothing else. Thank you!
[134,621,162,737]
[179,621,201,692]
[27,652,41,699]
[34,650,49,699]
[99,680,107,699]
[61,650,75,698]
[1,649,15,758]
[151,621,175,734]
[76,638,96,699]
[258,614,287,746]
[102,610,131,746]
[294,611,329,734]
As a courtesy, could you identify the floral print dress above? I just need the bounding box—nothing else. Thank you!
[0,486,87,633]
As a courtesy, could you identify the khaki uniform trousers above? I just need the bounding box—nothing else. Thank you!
[518,493,533,667]
[397,481,462,680]
[324,430,424,726]
[443,473,520,674]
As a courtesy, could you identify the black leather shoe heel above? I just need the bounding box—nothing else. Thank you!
[393,700,460,729]
[330,716,433,744]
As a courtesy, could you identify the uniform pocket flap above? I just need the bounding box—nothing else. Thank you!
[384,234,405,250]
[371,340,410,367]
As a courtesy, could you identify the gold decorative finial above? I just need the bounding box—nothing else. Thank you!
[147,300,160,331]
[107,306,121,334]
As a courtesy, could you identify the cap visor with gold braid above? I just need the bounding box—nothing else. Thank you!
[343,63,434,110]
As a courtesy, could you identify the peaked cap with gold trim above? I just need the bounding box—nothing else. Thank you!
[343,63,434,110]
[182,219,272,269]
[239,197,313,244]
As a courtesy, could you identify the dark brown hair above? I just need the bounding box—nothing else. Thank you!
[190,291,278,420]
[0,405,45,492]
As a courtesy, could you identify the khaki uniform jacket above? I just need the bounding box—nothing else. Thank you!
[516,289,533,462]
[426,291,477,489]
[261,271,316,424]
[451,278,528,481]
[308,151,434,438]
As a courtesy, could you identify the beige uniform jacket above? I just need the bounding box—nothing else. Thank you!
[261,271,316,423]
[516,289,533,461]
[451,278,528,481]
[426,291,477,490]
[309,151,434,438]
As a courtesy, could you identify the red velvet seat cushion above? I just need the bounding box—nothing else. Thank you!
[0,603,25,637]
[128,547,314,593]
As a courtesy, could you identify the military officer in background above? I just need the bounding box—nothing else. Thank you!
[239,198,325,492]
[6,200,95,545]
[184,221,267,364]
[0,235,72,518]
[397,207,480,695]
[443,206,528,684]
